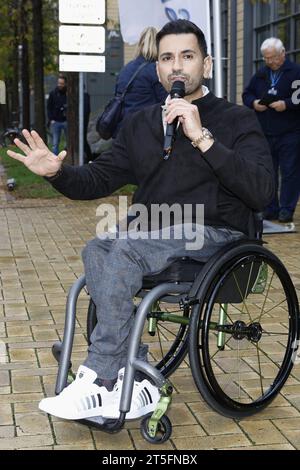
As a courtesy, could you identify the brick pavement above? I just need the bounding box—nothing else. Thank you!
[0,175,300,450]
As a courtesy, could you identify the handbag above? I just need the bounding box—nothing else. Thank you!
[96,62,148,140]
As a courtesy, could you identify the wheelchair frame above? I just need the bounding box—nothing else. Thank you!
[52,238,300,444]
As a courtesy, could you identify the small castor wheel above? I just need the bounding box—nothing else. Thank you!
[52,342,72,369]
[140,414,172,444]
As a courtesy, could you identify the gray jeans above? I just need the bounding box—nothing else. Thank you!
[82,225,244,379]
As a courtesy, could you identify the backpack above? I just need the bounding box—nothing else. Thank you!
[96,62,148,140]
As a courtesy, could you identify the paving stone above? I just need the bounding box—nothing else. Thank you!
[0,426,15,438]
[173,433,251,450]
[93,429,134,450]
[7,326,32,337]
[0,434,54,449]
[280,430,300,449]
[12,375,42,393]
[0,403,13,425]
[9,348,37,363]
[167,403,198,426]
[15,412,51,436]
[239,419,289,445]
[196,412,242,436]
[53,421,93,445]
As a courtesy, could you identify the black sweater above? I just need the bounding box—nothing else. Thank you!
[48,92,274,236]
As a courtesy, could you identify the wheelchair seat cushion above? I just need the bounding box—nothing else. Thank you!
[142,257,204,288]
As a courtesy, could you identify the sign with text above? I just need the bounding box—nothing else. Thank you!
[59,54,106,72]
[59,0,105,24]
[59,25,105,53]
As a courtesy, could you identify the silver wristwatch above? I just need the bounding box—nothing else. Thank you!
[191,128,214,147]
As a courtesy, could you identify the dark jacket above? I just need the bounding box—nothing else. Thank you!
[47,92,274,236]
[47,87,67,122]
[113,55,167,136]
[242,58,300,136]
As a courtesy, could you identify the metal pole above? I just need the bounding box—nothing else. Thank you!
[18,44,23,128]
[79,71,84,165]
[230,0,237,103]
[213,0,224,98]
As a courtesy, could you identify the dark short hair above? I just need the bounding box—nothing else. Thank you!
[58,75,67,82]
[156,19,208,58]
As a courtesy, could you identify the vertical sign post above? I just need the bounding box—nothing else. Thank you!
[58,0,106,165]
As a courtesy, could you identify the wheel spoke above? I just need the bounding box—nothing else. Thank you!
[232,268,253,322]
[254,342,264,397]
[257,269,275,323]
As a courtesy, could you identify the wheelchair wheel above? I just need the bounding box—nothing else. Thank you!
[140,414,172,444]
[189,243,299,418]
[86,297,190,378]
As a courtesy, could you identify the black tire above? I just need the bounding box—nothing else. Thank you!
[86,297,189,378]
[189,243,299,418]
[140,414,172,444]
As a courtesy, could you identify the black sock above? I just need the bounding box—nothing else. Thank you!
[94,377,117,391]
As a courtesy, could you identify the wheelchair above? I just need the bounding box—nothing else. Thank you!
[52,215,300,444]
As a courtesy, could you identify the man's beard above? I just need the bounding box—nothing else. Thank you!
[167,74,203,96]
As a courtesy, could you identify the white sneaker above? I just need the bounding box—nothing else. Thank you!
[102,368,160,420]
[38,365,120,420]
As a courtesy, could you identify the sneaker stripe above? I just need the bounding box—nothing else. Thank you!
[144,387,153,404]
[139,391,146,407]
[91,395,97,408]
[85,396,91,410]
[141,389,148,406]
[97,393,102,407]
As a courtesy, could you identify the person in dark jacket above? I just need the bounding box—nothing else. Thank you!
[7,20,274,422]
[47,75,67,155]
[111,26,167,138]
[243,38,300,223]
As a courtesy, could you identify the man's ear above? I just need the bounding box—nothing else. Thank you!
[203,55,213,79]
[156,61,161,83]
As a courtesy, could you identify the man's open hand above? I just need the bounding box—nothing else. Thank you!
[6,129,67,178]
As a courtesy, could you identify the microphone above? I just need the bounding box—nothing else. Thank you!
[163,80,185,160]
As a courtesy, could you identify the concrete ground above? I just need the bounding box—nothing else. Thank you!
[0,177,300,450]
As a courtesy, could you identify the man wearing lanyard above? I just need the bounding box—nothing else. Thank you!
[243,38,300,223]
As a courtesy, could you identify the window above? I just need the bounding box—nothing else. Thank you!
[274,20,291,49]
[253,0,300,71]
[256,0,272,26]
[274,0,292,18]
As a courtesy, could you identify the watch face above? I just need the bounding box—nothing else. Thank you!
[202,128,213,139]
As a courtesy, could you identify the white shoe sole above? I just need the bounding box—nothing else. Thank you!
[39,399,119,420]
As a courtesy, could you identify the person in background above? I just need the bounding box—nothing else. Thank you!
[243,38,300,223]
[47,75,67,155]
[112,26,168,138]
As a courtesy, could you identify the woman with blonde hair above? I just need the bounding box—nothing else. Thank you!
[111,26,167,137]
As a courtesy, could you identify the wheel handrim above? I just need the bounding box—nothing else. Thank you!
[199,253,298,409]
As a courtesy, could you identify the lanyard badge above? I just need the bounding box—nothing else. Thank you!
[268,70,283,95]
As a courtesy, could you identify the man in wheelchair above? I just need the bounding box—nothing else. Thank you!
[7,20,274,423]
